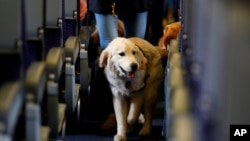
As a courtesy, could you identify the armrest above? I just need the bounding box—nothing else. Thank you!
[0,81,23,135]
[64,36,80,64]
[41,126,50,141]
[25,61,46,103]
[79,26,91,50]
[46,47,64,81]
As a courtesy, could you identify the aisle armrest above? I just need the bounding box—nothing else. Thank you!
[46,47,64,82]
[64,36,80,65]
[25,62,46,103]
[64,36,81,113]
[0,82,23,136]
[41,126,50,141]
[46,47,65,139]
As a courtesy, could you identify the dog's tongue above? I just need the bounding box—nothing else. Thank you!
[127,72,135,78]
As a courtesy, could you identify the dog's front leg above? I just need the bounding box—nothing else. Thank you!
[127,93,143,133]
[113,95,128,141]
[139,88,156,136]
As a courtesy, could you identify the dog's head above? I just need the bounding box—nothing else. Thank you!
[99,37,147,78]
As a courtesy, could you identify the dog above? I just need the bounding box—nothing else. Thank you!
[157,21,181,53]
[99,37,164,141]
[154,21,181,59]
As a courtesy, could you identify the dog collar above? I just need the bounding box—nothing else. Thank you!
[126,73,150,94]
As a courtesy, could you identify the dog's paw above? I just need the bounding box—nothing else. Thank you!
[137,113,145,124]
[139,126,151,136]
[114,134,126,141]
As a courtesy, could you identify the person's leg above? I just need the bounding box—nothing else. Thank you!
[146,0,165,45]
[122,11,148,38]
[94,13,118,50]
[93,13,118,130]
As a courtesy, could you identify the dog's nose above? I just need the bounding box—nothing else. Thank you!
[130,63,138,71]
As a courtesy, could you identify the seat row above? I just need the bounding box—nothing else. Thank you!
[167,1,250,141]
[0,0,90,141]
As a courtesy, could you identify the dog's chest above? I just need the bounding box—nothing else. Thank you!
[107,71,146,96]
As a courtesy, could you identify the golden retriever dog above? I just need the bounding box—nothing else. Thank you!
[99,37,164,141]
[156,21,181,58]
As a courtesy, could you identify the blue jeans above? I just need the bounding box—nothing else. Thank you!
[94,12,148,50]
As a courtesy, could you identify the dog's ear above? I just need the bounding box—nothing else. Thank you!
[140,55,147,70]
[137,49,147,70]
[99,50,109,68]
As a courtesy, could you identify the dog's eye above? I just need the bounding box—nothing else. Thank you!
[119,52,125,56]
[132,51,136,55]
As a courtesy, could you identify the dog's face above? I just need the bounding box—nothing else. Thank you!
[99,37,147,78]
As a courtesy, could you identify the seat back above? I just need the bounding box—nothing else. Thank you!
[0,0,25,139]
[43,0,64,54]
[26,0,44,37]
[0,0,26,50]
[65,0,77,17]
[45,0,63,26]
[0,0,25,84]
[23,0,45,71]
[64,0,78,44]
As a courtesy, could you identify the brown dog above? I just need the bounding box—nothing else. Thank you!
[156,21,181,58]
[99,37,164,141]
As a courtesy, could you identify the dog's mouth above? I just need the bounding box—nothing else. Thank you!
[119,66,136,78]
